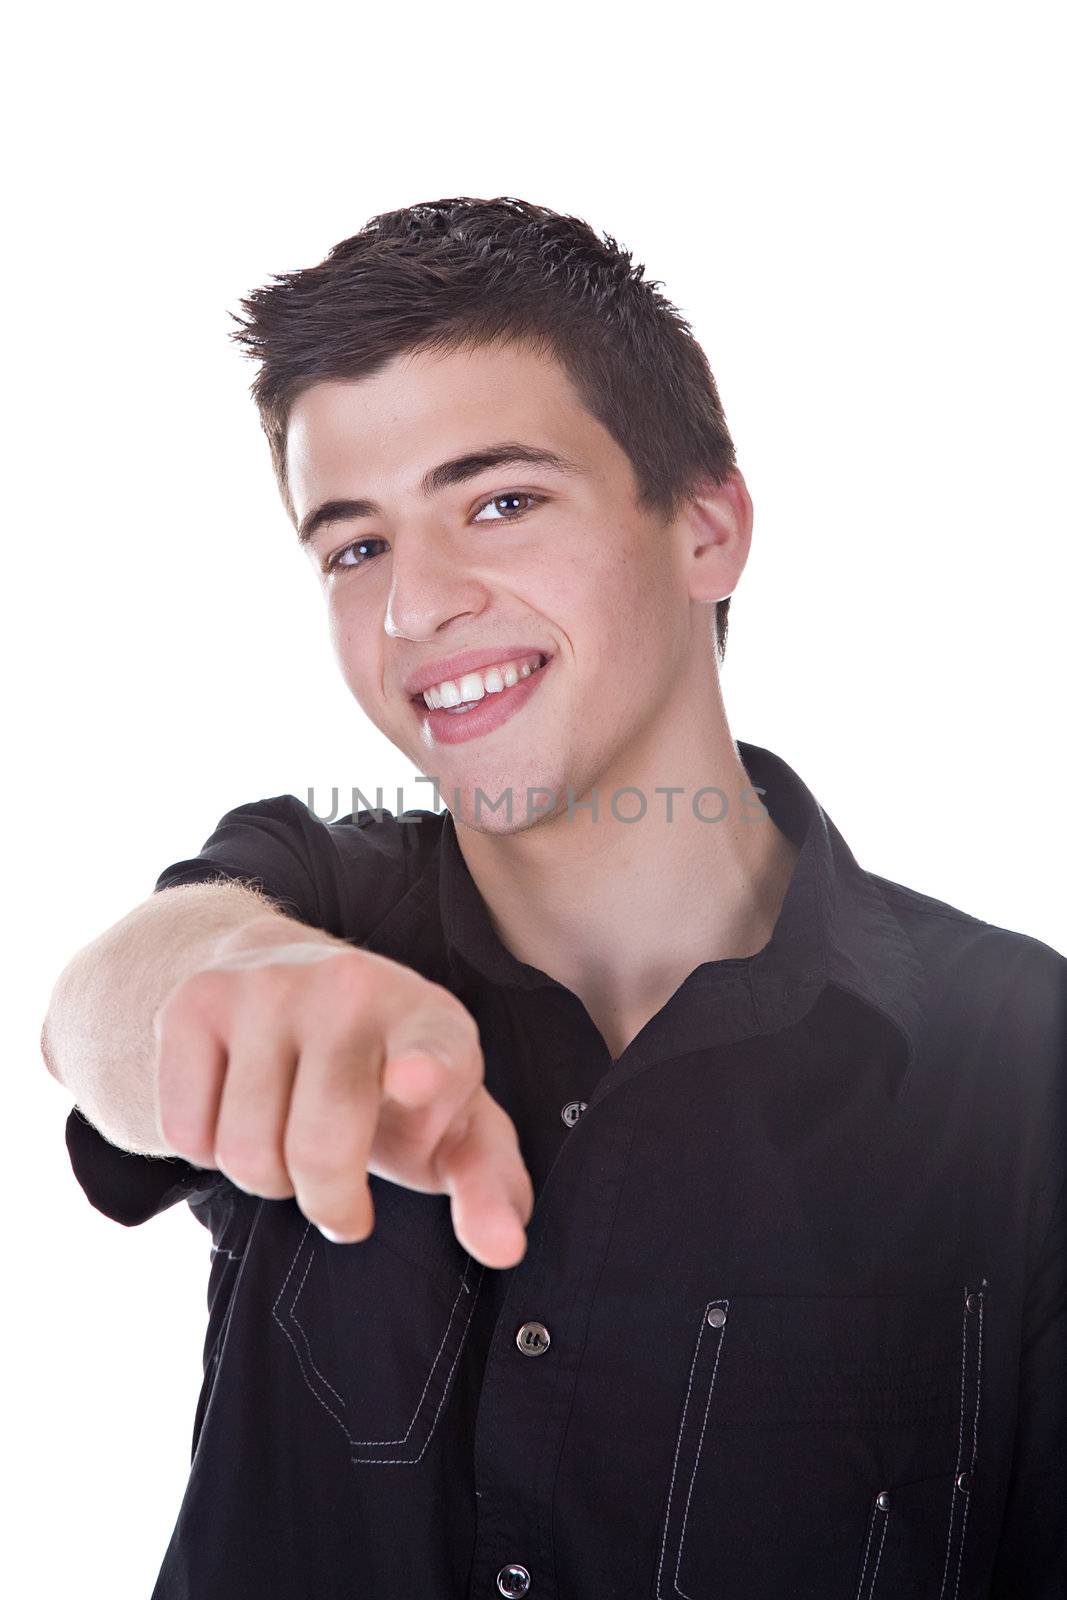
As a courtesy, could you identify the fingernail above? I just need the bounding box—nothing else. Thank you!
[319,1226,351,1244]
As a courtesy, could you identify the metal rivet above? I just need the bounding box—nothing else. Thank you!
[876,1490,891,1511]
[706,1305,727,1328]
[515,1320,551,1357]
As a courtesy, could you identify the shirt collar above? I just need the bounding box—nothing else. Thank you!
[436,740,924,1073]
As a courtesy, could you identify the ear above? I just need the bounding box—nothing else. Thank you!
[681,470,753,606]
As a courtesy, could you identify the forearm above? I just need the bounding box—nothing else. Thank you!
[41,882,337,1158]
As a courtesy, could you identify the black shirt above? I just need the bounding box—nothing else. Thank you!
[64,740,1067,1599]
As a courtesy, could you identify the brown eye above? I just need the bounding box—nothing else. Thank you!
[472,492,543,523]
[324,537,386,575]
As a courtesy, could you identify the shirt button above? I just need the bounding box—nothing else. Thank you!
[515,1321,551,1356]
[496,1563,531,1596]
[706,1305,727,1328]
[561,1100,588,1128]
[876,1491,891,1511]
[965,1292,982,1313]
[956,1471,972,1492]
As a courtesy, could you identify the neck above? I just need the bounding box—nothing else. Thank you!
[451,665,802,1061]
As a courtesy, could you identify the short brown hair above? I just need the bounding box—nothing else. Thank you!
[229,195,739,659]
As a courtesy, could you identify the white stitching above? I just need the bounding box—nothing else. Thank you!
[969,1293,984,1471]
[952,1496,972,1600]
[674,1303,729,1598]
[270,1221,483,1459]
[350,1251,483,1455]
[654,1286,982,1597]
[352,1256,484,1465]
[866,1507,889,1597]
[653,1300,728,1599]
[270,1223,350,1437]
[287,1240,347,1409]
[938,1287,971,1600]
[654,1305,713,1600]
[952,1293,983,1600]
[855,1500,882,1600]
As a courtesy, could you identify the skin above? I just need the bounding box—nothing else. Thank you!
[287,339,800,1063]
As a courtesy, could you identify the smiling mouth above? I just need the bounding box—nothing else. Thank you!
[409,652,551,710]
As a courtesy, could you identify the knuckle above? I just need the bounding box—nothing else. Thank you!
[450,1005,481,1052]
[155,976,224,1048]
[157,1099,207,1154]
[177,966,230,1014]
[430,997,482,1063]
[330,951,378,1002]
[432,1103,475,1168]
[283,1121,366,1177]
[431,982,476,1026]
[155,1056,209,1131]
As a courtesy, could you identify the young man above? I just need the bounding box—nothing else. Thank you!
[44,197,1064,1598]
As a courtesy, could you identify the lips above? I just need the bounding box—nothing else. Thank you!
[403,646,552,701]
[411,651,554,744]
[431,654,548,710]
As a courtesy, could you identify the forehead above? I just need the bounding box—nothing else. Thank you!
[285,341,609,508]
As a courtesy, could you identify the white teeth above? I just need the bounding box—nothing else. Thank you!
[457,672,486,703]
[422,653,544,709]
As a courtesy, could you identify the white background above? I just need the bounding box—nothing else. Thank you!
[7,1,1064,1593]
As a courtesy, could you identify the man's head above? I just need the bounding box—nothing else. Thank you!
[229,197,751,828]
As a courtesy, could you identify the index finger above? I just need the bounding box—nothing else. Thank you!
[432,1086,535,1270]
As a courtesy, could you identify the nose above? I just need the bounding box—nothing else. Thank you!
[383,521,490,642]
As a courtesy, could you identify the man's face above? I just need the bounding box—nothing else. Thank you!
[287,339,721,832]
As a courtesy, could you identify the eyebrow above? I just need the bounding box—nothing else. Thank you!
[296,442,585,546]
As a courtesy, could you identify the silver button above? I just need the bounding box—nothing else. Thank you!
[956,1471,972,1492]
[561,1100,588,1128]
[965,1292,981,1313]
[496,1563,531,1596]
[516,1321,551,1356]
[876,1490,891,1511]
[706,1305,727,1328]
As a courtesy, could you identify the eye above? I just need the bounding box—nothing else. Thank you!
[322,491,543,575]
[323,537,387,575]
[472,490,543,523]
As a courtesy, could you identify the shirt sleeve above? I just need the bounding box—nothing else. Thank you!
[64,793,337,1227]
[64,1104,230,1226]
[151,792,335,929]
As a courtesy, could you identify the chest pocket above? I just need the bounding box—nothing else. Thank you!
[271,1177,485,1466]
[655,1281,985,1600]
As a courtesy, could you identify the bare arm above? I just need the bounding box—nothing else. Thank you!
[41,882,343,1158]
[45,876,535,1267]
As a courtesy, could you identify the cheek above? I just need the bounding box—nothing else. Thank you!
[327,601,375,695]
[326,601,350,668]
[554,528,672,636]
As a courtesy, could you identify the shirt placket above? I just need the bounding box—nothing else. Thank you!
[467,1089,637,1599]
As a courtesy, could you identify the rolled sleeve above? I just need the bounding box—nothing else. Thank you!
[65,1106,226,1226]
[152,793,333,930]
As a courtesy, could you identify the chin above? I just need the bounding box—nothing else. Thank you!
[438,767,569,832]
